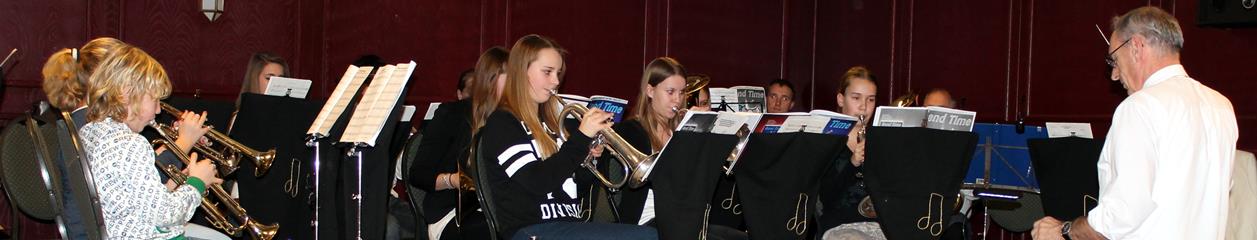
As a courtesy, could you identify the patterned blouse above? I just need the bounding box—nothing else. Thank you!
[80,118,202,239]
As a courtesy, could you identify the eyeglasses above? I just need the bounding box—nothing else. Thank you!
[1105,38,1132,68]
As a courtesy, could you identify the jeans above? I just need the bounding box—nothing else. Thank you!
[512,222,658,240]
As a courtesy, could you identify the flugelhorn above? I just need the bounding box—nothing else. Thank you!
[160,103,275,177]
[150,134,279,240]
[552,90,657,189]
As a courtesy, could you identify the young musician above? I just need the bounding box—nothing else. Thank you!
[409,46,509,240]
[41,36,128,240]
[476,34,656,239]
[819,66,884,240]
[238,52,289,98]
[610,57,687,226]
[79,45,224,239]
[685,74,712,112]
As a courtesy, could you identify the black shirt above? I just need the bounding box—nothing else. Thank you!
[407,99,473,223]
[605,119,654,224]
[478,110,595,238]
[818,150,873,231]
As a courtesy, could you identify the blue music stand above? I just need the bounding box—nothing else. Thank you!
[964,123,1048,199]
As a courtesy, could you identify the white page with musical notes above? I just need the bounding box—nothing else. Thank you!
[340,61,417,146]
[307,66,373,136]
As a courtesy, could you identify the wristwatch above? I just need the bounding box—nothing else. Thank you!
[1061,221,1074,238]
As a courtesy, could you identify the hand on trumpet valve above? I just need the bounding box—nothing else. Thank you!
[186,152,225,185]
[846,115,868,167]
[589,144,606,158]
[174,110,212,147]
[577,107,614,138]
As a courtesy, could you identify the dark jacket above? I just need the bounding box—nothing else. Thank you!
[605,119,654,225]
[477,110,595,238]
[407,99,474,223]
[818,150,872,231]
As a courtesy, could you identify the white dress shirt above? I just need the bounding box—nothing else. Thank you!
[1088,65,1238,239]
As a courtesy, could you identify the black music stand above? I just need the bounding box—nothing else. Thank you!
[336,95,408,240]
[1027,137,1103,222]
[232,93,323,239]
[649,132,740,240]
[863,127,977,240]
[732,132,846,239]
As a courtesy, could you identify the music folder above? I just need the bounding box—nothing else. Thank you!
[231,93,322,239]
[648,131,739,240]
[863,127,978,239]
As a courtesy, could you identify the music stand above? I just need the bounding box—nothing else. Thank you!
[231,93,323,239]
[863,127,977,240]
[648,132,739,239]
[1027,137,1103,222]
[732,132,846,240]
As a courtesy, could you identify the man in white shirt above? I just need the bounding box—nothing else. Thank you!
[1032,6,1239,240]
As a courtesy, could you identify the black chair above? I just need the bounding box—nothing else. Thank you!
[55,111,108,239]
[401,133,429,240]
[28,115,70,238]
[0,115,64,239]
[469,134,502,240]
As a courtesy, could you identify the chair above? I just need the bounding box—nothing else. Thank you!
[400,133,429,240]
[469,134,502,240]
[55,110,108,239]
[0,115,64,239]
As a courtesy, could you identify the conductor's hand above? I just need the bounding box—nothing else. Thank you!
[1031,216,1065,240]
[578,108,614,138]
[185,153,224,186]
[846,116,868,167]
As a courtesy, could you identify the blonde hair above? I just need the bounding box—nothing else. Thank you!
[86,45,172,123]
[41,37,128,110]
[470,46,510,136]
[630,57,686,150]
[501,34,565,158]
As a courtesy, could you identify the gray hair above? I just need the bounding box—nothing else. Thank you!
[1112,6,1184,53]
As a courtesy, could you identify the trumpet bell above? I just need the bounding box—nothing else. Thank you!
[252,149,276,176]
[245,220,279,240]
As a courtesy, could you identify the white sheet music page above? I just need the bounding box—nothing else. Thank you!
[307,65,373,136]
[340,61,418,146]
[264,76,313,99]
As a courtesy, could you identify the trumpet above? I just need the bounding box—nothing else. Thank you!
[151,138,279,240]
[552,90,658,189]
[160,103,275,177]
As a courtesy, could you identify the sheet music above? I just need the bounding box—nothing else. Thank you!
[1045,122,1093,139]
[264,76,313,99]
[423,102,441,121]
[401,105,416,122]
[307,65,373,136]
[339,61,418,146]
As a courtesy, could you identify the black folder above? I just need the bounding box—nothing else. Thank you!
[863,127,977,240]
[1027,137,1103,222]
[734,132,846,240]
[649,132,738,240]
[231,93,322,239]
